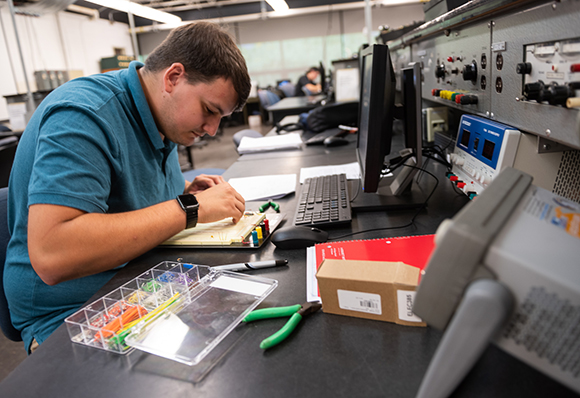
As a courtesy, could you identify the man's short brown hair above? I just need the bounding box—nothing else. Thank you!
[145,21,250,111]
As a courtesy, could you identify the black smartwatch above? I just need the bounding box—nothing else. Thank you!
[176,194,199,229]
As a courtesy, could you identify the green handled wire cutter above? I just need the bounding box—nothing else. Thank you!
[243,302,322,349]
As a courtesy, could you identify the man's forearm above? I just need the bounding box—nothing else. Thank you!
[28,200,186,285]
[28,180,244,286]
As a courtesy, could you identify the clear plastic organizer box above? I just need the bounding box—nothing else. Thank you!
[65,261,278,365]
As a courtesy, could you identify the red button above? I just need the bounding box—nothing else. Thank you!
[455,94,464,104]
[450,176,459,181]
[571,64,580,73]
[457,182,466,188]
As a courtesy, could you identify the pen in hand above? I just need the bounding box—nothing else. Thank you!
[213,259,288,272]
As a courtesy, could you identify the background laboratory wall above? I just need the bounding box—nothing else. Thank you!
[137,3,424,88]
[0,9,134,122]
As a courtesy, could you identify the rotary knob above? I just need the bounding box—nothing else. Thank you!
[435,64,446,79]
[524,81,544,101]
[516,62,532,75]
[462,61,478,82]
[545,83,573,106]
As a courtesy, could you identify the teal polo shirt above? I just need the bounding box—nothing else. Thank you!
[5,62,185,352]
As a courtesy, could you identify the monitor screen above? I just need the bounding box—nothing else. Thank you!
[356,44,396,193]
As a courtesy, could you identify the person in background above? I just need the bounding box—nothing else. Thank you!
[294,67,322,96]
[4,21,250,353]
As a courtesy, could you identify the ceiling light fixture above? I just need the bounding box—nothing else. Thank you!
[84,0,182,24]
[265,0,289,12]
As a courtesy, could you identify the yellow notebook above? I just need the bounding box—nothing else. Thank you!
[161,212,267,247]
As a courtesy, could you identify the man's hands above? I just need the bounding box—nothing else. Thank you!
[184,174,245,224]
[305,83,322,94]
[184,174,225,194]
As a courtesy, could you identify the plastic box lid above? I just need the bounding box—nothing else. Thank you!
[65,262,278,366]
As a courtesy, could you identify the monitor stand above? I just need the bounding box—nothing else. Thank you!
[350,157,427,212]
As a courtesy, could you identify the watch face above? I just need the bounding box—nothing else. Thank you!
[179,194,198,207]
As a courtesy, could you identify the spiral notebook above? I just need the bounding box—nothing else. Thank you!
[306,234,436,302]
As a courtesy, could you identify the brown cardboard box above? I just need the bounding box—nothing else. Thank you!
[316,259,426,327]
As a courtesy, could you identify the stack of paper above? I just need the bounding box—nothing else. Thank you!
[237,132,303,154]
[228,174,296,202]
[299,162,362,183]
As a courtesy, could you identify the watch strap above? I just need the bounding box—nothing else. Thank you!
[177,194,199,229]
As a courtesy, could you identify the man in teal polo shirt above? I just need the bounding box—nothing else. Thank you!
[5,21,250,353]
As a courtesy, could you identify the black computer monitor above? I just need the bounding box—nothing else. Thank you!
[402,64,423,162]
[319,61,327,93]
[351,45,425,211]
[355,44,395,193]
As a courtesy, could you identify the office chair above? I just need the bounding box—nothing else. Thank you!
[257,89,281,108]
[0,187,22,341]
[232,129,262,149]
[0,136,18,188]
[278,82,295,98]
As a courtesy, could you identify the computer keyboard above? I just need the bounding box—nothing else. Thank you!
[294,173,352,227]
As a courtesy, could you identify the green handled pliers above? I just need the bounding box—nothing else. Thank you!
[243,302,322,349]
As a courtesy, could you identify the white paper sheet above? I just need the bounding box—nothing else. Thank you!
[229,174,297,201]
[237,132,303,154]
[299,162,361,184]
[306,246,321,303]
[335,68,360,102]
[210,275,272,296]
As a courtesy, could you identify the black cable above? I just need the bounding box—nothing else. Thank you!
[386,153,414,173]
[349,176,361,202]
[427,149,450,164]
[415,155,430,185]
[329,164,440,241]
[423,145,449,159]
[423,141,453,167]
[422,152,451,168]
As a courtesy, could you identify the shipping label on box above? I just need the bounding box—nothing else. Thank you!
[316,259,425,326]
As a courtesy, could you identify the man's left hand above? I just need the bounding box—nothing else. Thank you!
[184,174,225,194]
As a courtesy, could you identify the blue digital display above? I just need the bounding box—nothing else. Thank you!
[456,115,514,169]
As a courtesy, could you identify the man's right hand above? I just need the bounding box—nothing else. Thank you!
[195,182,245,224]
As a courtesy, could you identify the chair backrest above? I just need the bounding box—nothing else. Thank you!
[265,90,281,105]
[278,83,295,98]
[232,129,262,148]
[0,187,22,341]
[0,136,18,188]
[257,89,281,108]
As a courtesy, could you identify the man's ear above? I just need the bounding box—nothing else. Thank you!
[162,63,186,93]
